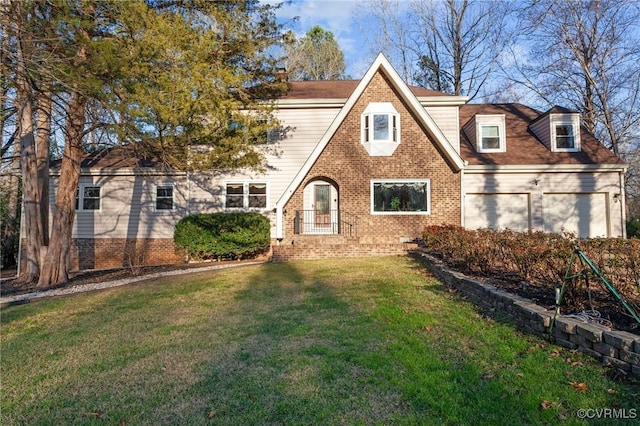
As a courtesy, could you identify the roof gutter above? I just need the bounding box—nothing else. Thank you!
[464,163,628,173]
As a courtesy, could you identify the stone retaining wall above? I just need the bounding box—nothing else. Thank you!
[413,250,640,376]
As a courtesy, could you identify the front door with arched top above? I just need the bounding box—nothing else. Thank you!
[303,180,338,234]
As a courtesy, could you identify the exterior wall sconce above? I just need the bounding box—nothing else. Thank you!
[613,193,621,203]
[532,178,539,186]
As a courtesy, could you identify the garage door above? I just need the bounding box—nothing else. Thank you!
[543,193,608,238]
[464,193,530,231]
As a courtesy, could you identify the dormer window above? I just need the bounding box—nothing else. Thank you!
[481,125,500,150]
[550,115,580,152]
[554,123,576,150]
[471,115,506,153]
[361,102,400,156]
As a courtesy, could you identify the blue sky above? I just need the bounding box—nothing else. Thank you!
[274,0,376,78]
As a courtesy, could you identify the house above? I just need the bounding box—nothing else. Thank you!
[58,54,627,269]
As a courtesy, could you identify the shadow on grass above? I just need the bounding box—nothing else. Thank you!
[3,257,635,425]
[183,258,587,425]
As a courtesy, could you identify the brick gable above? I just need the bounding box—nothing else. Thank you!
[283,71,461,242]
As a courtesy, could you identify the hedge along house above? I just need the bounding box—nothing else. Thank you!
[48,54,627,269]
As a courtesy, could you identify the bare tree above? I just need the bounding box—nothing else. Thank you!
[355,0,514,98]
[509,0,640,157]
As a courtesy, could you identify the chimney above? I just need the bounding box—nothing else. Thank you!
[275,67,288,82]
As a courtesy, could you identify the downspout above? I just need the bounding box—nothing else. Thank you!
[276,204,283,240]
[460,161,468,227]
[186,171,191,216]
[620,170,627,238]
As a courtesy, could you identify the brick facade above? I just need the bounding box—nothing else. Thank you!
[282,71,461,244]
[71,238,183,270]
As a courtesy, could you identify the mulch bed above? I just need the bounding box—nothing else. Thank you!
[0,259,260,298]
[432,259,640,334]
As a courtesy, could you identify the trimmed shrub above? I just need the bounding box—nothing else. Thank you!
[174,213,270,260]
[422,226,640,313]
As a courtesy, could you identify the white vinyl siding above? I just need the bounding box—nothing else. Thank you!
[66,175,188,239]
[465,193,530,231]
[424,106,460,153]
[543,193,608,238]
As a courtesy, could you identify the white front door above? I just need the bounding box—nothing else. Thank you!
[303,181,338,234]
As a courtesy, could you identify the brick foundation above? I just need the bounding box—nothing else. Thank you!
[71,238,184,270]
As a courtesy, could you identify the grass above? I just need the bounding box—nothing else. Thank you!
[1,256,638,425]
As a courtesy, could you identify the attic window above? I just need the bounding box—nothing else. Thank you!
[555,124,575,149]
[474,115,506,153]
[481,125,500,149]
[361,102,400,156]
[550,115,580,152]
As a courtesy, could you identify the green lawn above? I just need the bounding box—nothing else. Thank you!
[1,256,637,425]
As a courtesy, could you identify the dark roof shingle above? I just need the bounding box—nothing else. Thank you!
[459,103,622,166]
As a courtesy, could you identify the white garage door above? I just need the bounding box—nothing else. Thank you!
[543,193,608,238]
[465,193,530,232]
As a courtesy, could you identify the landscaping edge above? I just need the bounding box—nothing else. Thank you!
[411,249,640,376]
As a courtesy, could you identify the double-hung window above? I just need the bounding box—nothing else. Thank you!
[550,115,580,152]
[554,124,575,149]
[76,185,101,211]
[474,115,506,153]
[155,185,174,210]
[225,182,267,209]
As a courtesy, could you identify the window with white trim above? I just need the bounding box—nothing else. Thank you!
[155,185,174,210]
[361,102,400,156]
[371,180,430,214]
[76,185,101,211]
[475,115,506,153]
[225,182,267,209]
[554,123,576,149]
[550,115,580,152]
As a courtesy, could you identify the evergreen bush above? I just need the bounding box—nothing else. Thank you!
[174,213,270,260]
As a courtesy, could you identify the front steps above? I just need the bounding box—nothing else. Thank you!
[271,235,418,261]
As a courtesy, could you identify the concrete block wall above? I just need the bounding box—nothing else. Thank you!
[413,250,640,375]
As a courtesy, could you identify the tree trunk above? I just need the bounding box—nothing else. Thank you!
[15,43,42,283]
[38,90,86,287]
[0,27,21,268]
[36,84,51,246]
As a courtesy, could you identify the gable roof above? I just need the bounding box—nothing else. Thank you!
[49,147,181,175]
[279,80,449,100]
[459,103,623,167]
[275,53,466,213]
